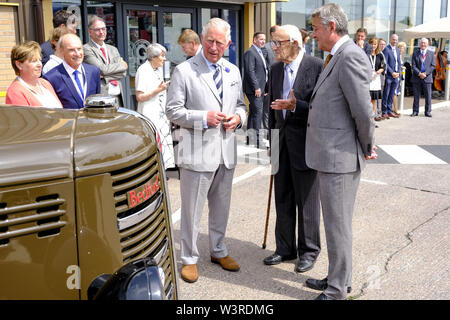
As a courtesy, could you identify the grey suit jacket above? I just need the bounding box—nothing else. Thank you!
[83,39,127,95]
[306,39,375,174]
[165,53,247,172]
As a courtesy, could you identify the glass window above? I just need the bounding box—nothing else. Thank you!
[222,9,239,66]
[275,0,323,57]
[52,1,83,41]
[423,0,441,23]
[363,0,394,42]
[163,12,192,74]
[86,1,117,47]
[325,0,363,38]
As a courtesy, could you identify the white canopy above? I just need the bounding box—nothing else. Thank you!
[403,16,450,41]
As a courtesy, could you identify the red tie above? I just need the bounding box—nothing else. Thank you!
[100,47,118,86]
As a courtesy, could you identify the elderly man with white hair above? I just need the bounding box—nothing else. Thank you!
[166,18,247,283]
[411,37,435,117]
[135,43,175,169]
[263,24,323,275]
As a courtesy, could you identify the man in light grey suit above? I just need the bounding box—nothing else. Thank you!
[166,18,247,283]
[305,3,377,300]
[83,15,128,106]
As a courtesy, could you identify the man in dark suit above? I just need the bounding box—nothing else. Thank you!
[41,9,78,66]
[261,26,278,140]
[243,32,268,148]
[306,3,376,300]
[44,34,101,109]
[263,25,322,275]
[411,38,436,117]
[381,34,402,119]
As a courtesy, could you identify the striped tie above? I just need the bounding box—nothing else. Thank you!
[213,64,223,100]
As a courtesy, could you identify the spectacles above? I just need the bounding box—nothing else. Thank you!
[205,39,227,48]
[271,39,291,48]
[90,27,106,33]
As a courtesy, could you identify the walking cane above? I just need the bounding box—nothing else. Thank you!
[262,174,274,249]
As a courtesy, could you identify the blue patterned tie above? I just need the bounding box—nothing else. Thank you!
[213,64,223,100]
[73,70,84,102]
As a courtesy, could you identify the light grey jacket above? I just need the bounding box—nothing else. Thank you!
[306,39,375,174]
[83,39,127,95]
[165,53,247,172]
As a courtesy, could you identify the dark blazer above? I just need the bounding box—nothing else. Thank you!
[269,54,323,171]
[43,62,101,109]
[367,53,386,73]
[355,41,373,55]
[383,44,402,78]
[243,45,268,95]
[411,49,436,84]
[40,40,54,66]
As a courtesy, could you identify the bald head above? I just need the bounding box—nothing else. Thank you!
[60,33,84,69]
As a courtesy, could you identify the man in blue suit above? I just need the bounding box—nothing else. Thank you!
[381,34,401,119]
[411,38,436,117]
[44,33,101,109]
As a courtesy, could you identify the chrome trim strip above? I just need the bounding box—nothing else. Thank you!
[153,238,169,265]
[166,283,174,300]
[117,192,162,231]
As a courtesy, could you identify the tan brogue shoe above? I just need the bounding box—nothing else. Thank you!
[211,255,240,272]
[181,264,198,283]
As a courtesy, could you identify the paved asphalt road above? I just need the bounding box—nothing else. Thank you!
[165,98,450,301]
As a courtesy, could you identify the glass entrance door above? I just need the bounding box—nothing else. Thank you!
[122,5,194,110]
[161,10,194,77]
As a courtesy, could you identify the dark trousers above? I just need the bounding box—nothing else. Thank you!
[412,81,432,114]
[262,94,270,139]
[246,93,264,143]
[382,76,399,115]
[273,137,321,261]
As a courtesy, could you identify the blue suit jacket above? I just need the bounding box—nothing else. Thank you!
[43,62,101,109]
[411,49,436,84]
[383,44,402,78]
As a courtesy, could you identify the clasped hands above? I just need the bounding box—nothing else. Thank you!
[271,89,296,111]
[365,146,378,160]
[207,111,240,131]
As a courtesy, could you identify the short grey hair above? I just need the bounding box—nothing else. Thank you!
[88,15,105,29]
[420,37,429,44]
[146,43,166,60]
[312,3,348,36]
[279,25,303,48]
[202,18,231,43]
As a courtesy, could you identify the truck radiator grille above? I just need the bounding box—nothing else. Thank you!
[110,153,176,299]
[0,194,66,246]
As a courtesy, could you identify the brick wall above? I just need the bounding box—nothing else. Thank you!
[0,5,18,105]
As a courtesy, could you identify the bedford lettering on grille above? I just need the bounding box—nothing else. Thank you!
[127,176,160,209]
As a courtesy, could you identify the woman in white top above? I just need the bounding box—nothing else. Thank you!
[135,43,175,169]
[42,26,71,75]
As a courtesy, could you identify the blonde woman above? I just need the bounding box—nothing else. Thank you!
[368,37,385,121]
[6,41,62,108]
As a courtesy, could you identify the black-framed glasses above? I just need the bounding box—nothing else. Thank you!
[271,39,291,48]
[90,27,106,33]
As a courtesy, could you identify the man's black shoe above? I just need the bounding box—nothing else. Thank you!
[263,253,297,265]
[295,259,315,273]
[305,277,352,293]
[425,113,432,117]
[315,293,336,300]
[411,112,418,117]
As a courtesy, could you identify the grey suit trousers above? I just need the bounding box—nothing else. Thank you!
[179,165,235,265]
[317,170,361,300]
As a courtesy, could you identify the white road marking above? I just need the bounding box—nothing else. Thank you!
[171,165,267,224]
[378,145,447,164]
